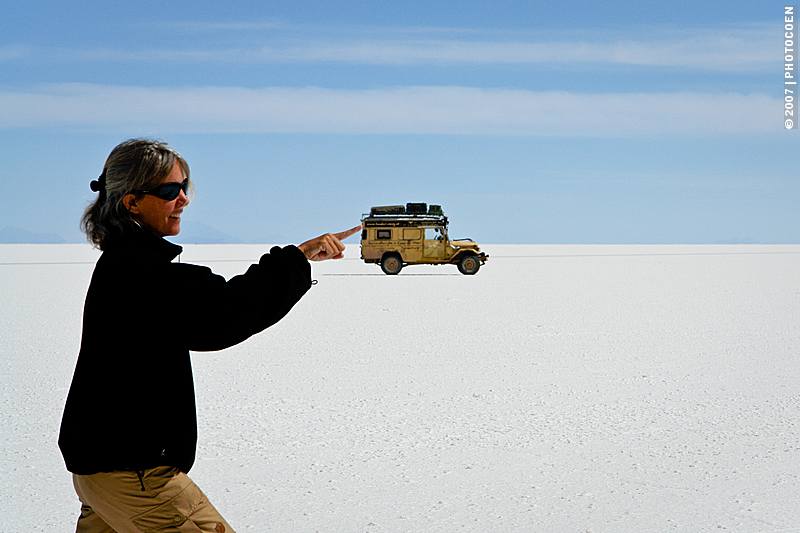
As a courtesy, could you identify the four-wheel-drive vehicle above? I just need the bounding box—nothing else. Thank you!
[360,203,488,275]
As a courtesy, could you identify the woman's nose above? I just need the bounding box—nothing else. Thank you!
[177,189,190,207]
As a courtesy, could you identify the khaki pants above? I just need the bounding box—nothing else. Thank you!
[72,466,235,533]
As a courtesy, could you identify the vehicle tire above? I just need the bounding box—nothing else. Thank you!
[457,254,480,275]
[381,254,403,275]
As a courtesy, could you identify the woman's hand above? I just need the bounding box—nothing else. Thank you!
[297,224,362,261]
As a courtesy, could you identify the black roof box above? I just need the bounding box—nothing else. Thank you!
[370,205,406,216]
[406,202,427,214]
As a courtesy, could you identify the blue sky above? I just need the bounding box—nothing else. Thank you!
[0,0,796,243]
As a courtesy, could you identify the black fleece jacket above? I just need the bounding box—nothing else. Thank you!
[58,229,311,474]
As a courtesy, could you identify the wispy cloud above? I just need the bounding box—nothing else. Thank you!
[0,83,778,136]
[163,20,491,37]
[241,30,773,70]
[162,19,286,32]
[0,45,30,61]
[2,26,774,71]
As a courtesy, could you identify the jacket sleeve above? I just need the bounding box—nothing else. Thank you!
[173,245,312,352]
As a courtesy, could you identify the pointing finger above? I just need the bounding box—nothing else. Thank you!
[333,224,362,240]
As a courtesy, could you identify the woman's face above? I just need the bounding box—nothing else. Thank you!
[125,162,190,237]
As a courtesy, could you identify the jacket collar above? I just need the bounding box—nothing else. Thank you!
[107,227,183,262]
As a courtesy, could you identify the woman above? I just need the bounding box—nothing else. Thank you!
[59,139,360,532]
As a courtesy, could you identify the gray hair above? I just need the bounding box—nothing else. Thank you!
[81,139,190,249]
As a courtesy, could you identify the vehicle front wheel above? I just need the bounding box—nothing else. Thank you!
[457,254,480,275]
[381,254,403,275]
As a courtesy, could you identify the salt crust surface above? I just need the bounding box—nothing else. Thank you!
[2,244,799,531]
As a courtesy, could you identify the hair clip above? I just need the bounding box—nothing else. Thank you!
[90,170,107,192]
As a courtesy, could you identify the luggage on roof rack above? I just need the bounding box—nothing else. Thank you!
[370,205,406,216]
[406,202,427,215]
[369,203,439,217]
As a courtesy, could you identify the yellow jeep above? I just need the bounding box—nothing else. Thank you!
[360,203,488,275]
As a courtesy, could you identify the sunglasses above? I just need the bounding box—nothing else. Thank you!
[135,178,190,201]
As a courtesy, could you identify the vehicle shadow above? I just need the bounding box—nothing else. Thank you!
[321,273,461,276]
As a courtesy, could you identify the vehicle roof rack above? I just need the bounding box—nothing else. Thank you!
[362,203,448,226]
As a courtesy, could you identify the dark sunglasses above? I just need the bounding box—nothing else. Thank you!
[134,178,190,201]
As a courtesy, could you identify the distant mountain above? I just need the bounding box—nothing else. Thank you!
[0,227,66,243]
[173,221,242,244]
[0,223,287,245]
[173,220,289,244]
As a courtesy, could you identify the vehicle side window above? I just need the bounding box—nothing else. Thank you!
[425,228,443,241]
[377,229,392,240]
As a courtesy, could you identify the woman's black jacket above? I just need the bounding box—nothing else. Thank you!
[58,229,312,474]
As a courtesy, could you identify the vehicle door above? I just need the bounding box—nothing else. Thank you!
[401,227,423,261]
[423,227,445,260]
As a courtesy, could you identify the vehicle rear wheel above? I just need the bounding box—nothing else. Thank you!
[457,254,480,275]
[381,254,403,275]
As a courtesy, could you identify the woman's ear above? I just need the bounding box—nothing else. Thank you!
[122,193,140,214]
